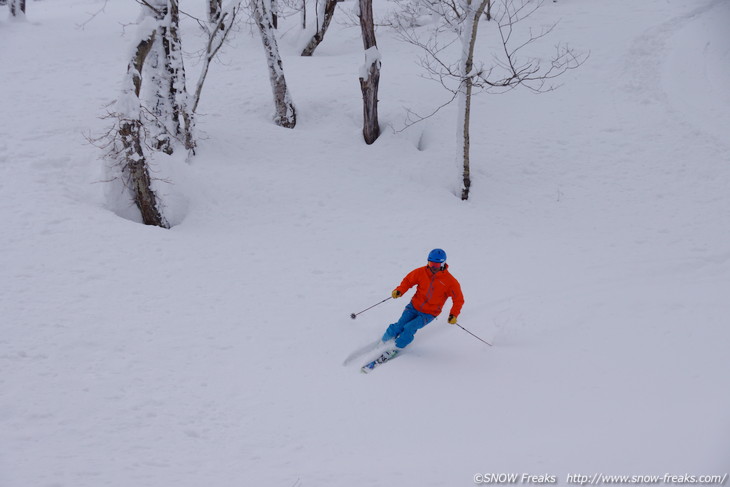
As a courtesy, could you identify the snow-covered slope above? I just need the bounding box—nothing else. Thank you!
[1,1,729,486]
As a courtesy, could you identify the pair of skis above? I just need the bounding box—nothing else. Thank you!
[343,339,401,373]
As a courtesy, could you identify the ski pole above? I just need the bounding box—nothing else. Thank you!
[454,322,492,346]
[350,297,392,319]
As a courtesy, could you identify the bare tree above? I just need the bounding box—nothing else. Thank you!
[252,0,297,128]
[396,0,584,199]
[358,0,381,144]
[300,0,338,56]
[191,1,243,113]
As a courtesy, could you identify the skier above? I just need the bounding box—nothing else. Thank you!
[381,248,464,350]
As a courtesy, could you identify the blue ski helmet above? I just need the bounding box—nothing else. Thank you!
[427,248,447,263]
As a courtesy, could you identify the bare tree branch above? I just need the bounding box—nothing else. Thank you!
[191,2,243,113]
[76,0,110,30]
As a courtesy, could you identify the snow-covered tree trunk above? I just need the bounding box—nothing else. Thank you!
[456,0,488,200]
[147,32,176,153]
[300,0,338,56]
[147,0,195,154]
[164,0,195,152]
[358,0,381,144]
[209,0,223,24]
[253,0,297,128]
[455,79,472,200]
[113,25,170,228]
[9,0,26,18]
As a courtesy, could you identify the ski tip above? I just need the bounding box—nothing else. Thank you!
[360,349,400,374]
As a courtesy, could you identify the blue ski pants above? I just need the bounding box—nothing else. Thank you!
[382,303,436,349]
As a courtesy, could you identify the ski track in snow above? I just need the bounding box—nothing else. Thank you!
[1,0,729,486]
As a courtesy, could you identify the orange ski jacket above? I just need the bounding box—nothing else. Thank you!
[395,264,464,318]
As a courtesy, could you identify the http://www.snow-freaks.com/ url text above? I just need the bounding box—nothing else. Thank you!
[473,473,729,486]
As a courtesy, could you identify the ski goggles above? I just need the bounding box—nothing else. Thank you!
[428,261,443,270]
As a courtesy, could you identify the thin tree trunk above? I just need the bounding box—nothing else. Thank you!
[164,0,195,152]
[459,78,472,200]
[253,0,297,128]
[358,0,380,144]
[300,0,337,56]
[458,0,489,200]
[192,6,239,114]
